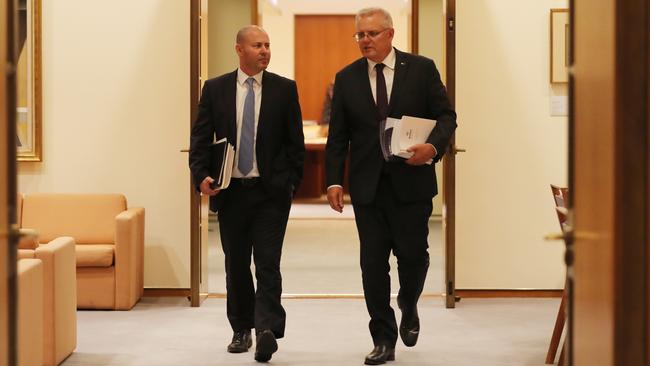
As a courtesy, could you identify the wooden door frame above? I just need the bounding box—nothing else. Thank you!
[191,1,455,303]
[3,0,18,362]
[443,0,457,309]
[411,0,457,309]
[189,0,202,307]
[190,0,258,307]
[609,0,649,362]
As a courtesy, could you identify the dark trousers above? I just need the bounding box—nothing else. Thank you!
[218,180,290,338]
[352,175,432,346]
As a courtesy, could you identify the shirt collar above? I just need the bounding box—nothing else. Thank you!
[367,47,396,73]
[237,68,263,86]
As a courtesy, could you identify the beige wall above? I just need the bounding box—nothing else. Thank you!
[259,0,411,79]
[18,0,191,288]
[208,0,253,78]
[455,0,569,288]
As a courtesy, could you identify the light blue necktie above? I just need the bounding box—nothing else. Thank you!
[238,77,255,176]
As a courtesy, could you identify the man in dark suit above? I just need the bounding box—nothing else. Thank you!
[326,7,457,365]
[189,25,304,363]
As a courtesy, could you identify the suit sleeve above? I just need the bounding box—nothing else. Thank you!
[325,73,350,186]
[189,82,214,191]
[424,59,457,163]
[286,81,305,191]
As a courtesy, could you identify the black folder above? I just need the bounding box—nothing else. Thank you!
[209,138,235,190]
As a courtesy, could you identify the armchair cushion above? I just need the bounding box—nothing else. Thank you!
[76,244,114,267]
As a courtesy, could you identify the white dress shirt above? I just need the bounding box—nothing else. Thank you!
[233,68,263,178]
[367,48,396,104]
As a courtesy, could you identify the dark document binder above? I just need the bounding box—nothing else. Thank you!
[209,138,235,189]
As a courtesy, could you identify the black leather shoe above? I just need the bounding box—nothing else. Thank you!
[398,298,420,347]
[227,330,252,353]
[364,345,395,365]
[254,329,278,363]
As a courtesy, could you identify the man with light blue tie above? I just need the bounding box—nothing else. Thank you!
[189,25,304,363]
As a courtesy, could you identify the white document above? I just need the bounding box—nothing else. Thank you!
[388,116,436,161]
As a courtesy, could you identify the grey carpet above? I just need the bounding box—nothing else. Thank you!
[62,297,559,366]
[208,217,444,295]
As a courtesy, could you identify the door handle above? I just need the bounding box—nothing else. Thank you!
[545,230,600,242]
[454,147,466,154]
[544,232,567,241]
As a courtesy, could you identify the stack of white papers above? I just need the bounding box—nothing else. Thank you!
[209,138,235,189]
[379,115,436,164]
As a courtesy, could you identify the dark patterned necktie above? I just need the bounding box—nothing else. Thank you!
[375,63,388,120]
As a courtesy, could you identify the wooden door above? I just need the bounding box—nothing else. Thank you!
[294,15,359,121]
[572,0,649,364]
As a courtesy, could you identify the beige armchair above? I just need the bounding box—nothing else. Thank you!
[18,259,44,366]
[18,236,77,366]
[20,193,145,310]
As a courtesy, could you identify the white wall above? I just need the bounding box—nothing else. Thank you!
[455,0,569,288]
[18,0,191,288]
[260,0,412,79]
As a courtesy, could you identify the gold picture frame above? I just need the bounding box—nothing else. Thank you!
[17,0,42,161]
[550,8,569,84]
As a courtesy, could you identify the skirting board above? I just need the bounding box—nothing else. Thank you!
[143,288,191,297]
[455,289,563,298]
[142,289,562,299]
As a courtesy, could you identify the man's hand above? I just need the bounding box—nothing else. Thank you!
[327,186,344,213]
[200,177,221,196]
[405,143,437,165]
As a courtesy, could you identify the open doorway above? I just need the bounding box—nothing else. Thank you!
[194,0,454,300]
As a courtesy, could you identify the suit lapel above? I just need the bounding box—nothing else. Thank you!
[257,71,271,148]
[225,70,238,147]
[388,49,408,117]
[357,58,379,118]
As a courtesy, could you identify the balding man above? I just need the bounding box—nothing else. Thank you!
[189,25,304,363]
[326,8,457,365]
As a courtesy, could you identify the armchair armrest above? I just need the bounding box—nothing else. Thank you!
[17,228,39,250]
[114,207,145,310]
[34,236,77,365]
[18,259,44,366]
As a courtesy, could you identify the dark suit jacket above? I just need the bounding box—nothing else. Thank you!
[189,70,305,211]
[326,49,457,205]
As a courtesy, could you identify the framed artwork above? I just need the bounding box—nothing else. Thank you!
[550,8,569,84]
[17,0,42,161]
